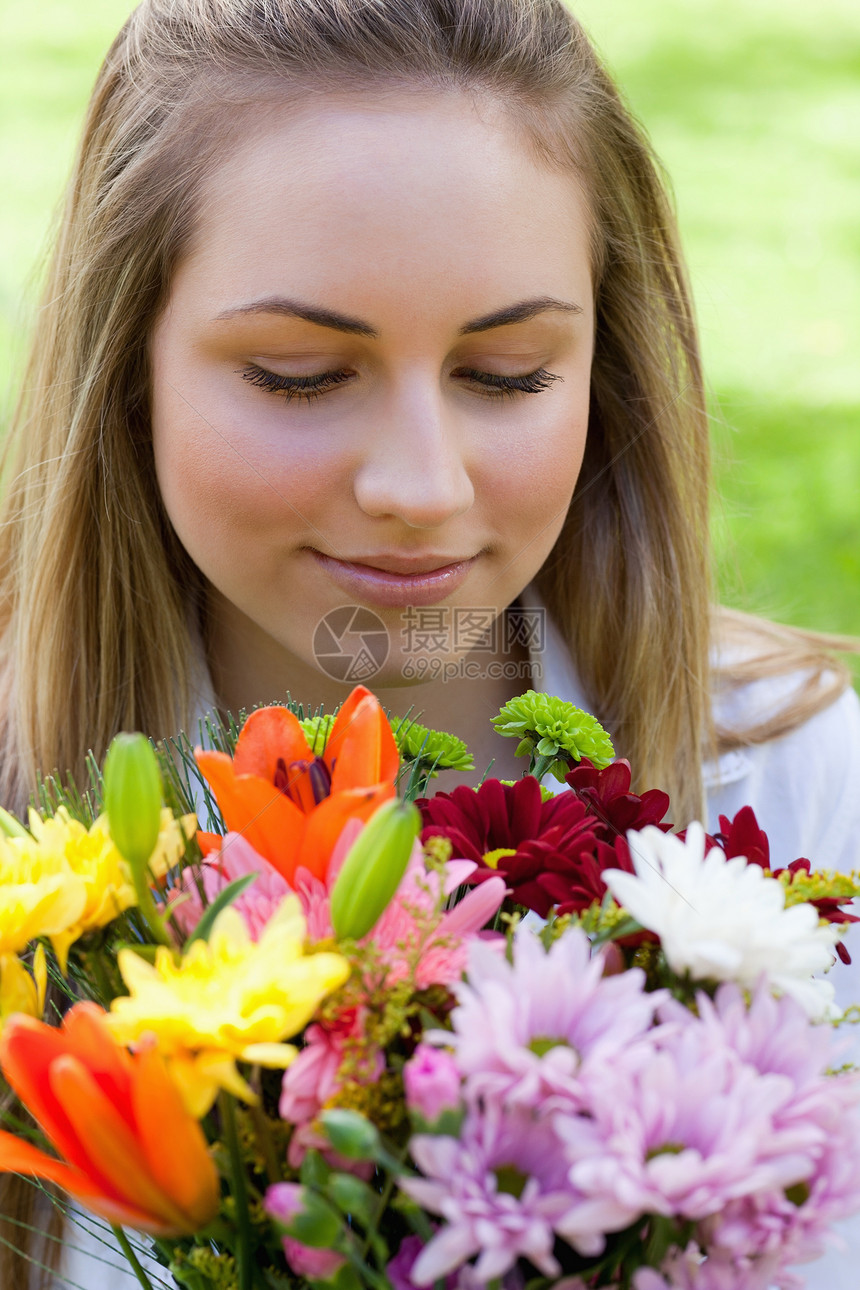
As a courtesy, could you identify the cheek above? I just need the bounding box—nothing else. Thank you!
[150,375,342,568]
[480,397,588,537]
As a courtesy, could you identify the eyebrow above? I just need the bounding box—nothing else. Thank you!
[213,294,583,337]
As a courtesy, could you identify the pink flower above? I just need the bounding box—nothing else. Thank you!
[170,832,291,940]
[281,1239,346,1282]
[279,1023,345,1126]
[368,853,506,991]
[265,1182,345,1282]
[402,1103,573,1285]
[403,1045,462,1124]
[279,1017,383,1172]
[632,1244,784,1290]
[441,925,660,1106]
[553,996,850,1254]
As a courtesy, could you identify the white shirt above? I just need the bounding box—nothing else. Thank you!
[55,610,860,1289]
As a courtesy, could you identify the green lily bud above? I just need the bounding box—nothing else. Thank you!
[103,733,170,945]
[103,733,163,871]
[329,798,419,941]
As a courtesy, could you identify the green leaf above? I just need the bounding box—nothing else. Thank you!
[185,873,258,946]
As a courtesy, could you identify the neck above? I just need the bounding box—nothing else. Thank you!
[205,591,534,787]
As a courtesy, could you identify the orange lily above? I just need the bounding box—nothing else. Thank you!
[0,1003,219,1235]
[195,685,399,884]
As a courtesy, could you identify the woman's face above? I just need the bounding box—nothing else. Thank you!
[150,90,595,703]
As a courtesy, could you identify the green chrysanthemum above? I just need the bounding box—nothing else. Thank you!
[492,690,614,782]
[298,713,336,753]
[390,716,474,776]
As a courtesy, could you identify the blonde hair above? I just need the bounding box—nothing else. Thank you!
[1,1,856,1279]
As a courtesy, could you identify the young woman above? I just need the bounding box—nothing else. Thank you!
[0,0,857,1285]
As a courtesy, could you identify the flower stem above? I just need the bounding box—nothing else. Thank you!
[111,1225,156,1290]
[530,752,558,782]
[221,1092,253,1290]
[132,867,172,946]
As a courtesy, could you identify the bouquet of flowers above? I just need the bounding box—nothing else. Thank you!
[1,684,859,1290]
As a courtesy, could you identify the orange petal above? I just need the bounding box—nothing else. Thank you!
[195,752,306,879]
[50,1055,191,1232]
[0,1015,97,1176]
[61,1004,135,1130]
[328,692,399,793]
[297,783,395,881]
[0,1129,172,1231]
[197,830,224,857]
[0,1129,110,1205]
[232,706,310,780]
[132,1044,220,1230]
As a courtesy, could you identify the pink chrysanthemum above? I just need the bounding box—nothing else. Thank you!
[402,1104,573,1285]
[633,1244,783,1290]
[369,854,506,991]
[683,987,860,1281]
[554,1003,843,1254]
[440,926,660,1106]
[170,832,292,940]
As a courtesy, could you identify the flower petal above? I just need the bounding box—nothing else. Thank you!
[232,706,312,779]
[195,751,306,878]
[297,784,393,880]
[50,1054,191,1231]
[131,1043,219,1230]
[327,689,399,792]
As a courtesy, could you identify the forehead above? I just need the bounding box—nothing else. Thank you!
[171,89,594,324]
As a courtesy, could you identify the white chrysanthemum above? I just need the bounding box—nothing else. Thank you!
[603,823,840,1020]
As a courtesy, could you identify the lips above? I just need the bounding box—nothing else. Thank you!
[327,554,474,575]
[309,550,479,608]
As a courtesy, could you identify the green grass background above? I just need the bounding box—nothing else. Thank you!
[1,0,858,674]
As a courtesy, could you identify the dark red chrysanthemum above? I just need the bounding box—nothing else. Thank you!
[418,765,672,920]
[564,758,672,835]
[417,776,600,918]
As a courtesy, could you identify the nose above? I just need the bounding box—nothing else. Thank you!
[352,377,475,528]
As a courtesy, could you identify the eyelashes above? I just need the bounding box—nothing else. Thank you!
[237,363,562,403]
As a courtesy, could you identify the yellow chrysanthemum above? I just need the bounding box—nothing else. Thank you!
[0,946,47,1030]
[0,860,86,960]
[108,895,350,1117]
[0,807,196,971]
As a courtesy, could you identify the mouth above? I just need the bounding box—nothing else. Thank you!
[308,549,480,608]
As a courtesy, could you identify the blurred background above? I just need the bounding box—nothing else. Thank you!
[1,0,858,677]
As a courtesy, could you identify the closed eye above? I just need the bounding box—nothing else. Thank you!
[237,363,563,402]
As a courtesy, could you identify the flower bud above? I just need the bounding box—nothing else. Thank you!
[103,733,163,873]
[320,1109,382,1161]
[403,1045,462,1128]
[329,799,419,941]
[265,1182,342,1249]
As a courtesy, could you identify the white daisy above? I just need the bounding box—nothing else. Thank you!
[603,823,840,1020]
